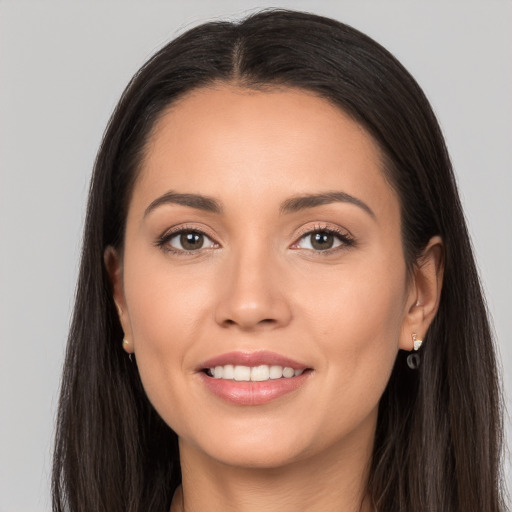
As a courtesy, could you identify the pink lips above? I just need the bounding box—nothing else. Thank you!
[199,350,308,371]
[197,351,312,406]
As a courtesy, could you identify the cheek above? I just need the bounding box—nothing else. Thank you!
[296,253,407,404]
[124,248,213,343]
[121,251,216,417]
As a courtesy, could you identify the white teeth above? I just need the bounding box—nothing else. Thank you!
[234,365,251,381]
[251,365,270,381]
[269,365,283,379]
[208,364,306,381]
[282,367,295,378]
[222,364,234,379]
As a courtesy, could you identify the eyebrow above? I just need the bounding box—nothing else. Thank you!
[279,191,375,218]
[144,191,223,217]
[144,190,374,219]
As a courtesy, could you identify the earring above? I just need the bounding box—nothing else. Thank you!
[412,333,423,351]
[406,333,423,370]
[122,339,134,363]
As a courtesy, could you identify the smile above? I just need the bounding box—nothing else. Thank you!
[198,351,312,405]
[207,364,304,381]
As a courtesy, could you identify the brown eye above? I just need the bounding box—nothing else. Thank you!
[294,229,348,252]
[310,232,335,250]
[180,232,204,250]
[163,230,217,253]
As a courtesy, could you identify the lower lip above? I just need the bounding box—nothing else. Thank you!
[198,371,311,405]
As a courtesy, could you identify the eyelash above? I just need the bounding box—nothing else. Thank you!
[292,224,355,254]
[155,224,355,256]
[155,225,218,256]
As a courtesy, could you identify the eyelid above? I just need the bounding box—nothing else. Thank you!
[155,224,220,254]
[154,222,354,256]
[290,223,355,252]
[293,222,353,240]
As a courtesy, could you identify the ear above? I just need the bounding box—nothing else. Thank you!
[104,246,134,353]
[398,236,444,351]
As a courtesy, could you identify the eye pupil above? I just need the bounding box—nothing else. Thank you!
[311,232,334,250]
[180,232,204,250]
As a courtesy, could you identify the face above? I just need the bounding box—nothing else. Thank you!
[110,85,424,469]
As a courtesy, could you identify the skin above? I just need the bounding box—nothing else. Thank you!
[107,85,444,512]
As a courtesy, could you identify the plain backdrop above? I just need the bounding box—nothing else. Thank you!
[0,1,510,510]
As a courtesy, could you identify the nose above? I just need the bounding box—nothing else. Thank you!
[214,245,292,331]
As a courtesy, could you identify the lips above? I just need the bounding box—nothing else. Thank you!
[198,350,309,370]
[197,351,312,406]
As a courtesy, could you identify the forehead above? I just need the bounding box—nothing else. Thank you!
[133,85,398,220]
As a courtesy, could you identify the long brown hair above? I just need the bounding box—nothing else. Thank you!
[52,9,505,511]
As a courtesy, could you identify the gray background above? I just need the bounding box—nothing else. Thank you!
[0,1,510,510]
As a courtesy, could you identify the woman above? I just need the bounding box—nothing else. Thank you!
[52,9,505,512]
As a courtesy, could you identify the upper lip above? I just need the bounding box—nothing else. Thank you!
[198,351,310,371]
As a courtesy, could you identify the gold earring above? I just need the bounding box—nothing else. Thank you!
[122,339,134,363]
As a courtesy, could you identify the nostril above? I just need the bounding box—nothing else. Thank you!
[221,317,276,328]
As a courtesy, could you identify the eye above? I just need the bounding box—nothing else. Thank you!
[158,229,218,253]
[292,227,353,252]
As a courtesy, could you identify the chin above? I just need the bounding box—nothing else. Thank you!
[178,417,323,470]
[201,441,307,469]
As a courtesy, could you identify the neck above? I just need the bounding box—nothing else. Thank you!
[171,426,375,512]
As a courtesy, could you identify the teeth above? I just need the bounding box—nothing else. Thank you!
[251,365,270,381]
[282,367,295,378]
[209,364,305,381]
[269,365,283,379]
[222,364,234,379]
[234,365,251,381]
